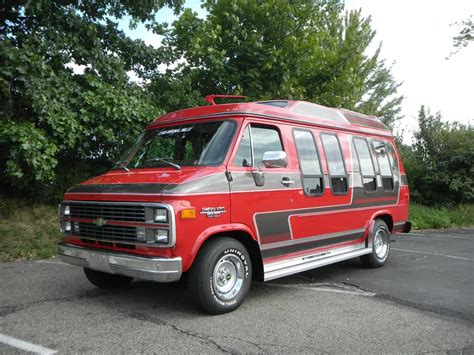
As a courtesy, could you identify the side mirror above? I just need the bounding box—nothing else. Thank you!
[262,151,287,168]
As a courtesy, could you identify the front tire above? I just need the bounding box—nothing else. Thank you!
[360,219,391,268]
[83,268,133,289]
[189,238,252,315]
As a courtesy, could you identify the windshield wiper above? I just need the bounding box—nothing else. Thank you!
[115,161,130,172]
[144,157,181,170]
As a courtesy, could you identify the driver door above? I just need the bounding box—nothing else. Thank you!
[228,121,300,251]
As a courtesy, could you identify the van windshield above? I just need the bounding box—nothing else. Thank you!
[118,120,236,169]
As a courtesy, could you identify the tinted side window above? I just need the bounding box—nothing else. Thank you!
[372,140,394,191]
[354,138,377,192]
[294,130,323,196]
[251,126,283,164]
[321,134,348,194]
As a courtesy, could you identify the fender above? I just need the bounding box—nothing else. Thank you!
[187,223,258,270]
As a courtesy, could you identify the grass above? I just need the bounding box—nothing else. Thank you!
[0,199,62,262]
[409,203,474,230]
[0,198,472,262]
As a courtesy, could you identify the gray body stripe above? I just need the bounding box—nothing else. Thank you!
[67,183,172,194]
[261,231,364,259]
[400,174,408,186]
[256,184,399,244]
[260,228,366,250]
[164,173,230,194]
[230,171,302,192]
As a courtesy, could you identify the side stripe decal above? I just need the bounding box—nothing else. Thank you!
[261,231,365,259]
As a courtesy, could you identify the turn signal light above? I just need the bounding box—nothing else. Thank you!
[181,208,196,219]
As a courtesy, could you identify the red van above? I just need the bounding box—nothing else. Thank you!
[59,97,411,314]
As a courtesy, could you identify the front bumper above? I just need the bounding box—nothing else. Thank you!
[59,243,182,283]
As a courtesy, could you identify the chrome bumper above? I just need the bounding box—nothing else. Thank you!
[59,243,182,283]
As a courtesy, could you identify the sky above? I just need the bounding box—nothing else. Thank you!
[121,1,474,143]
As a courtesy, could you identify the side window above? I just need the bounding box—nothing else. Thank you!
[251,126,283,163]
[233,124,283,167]
[321,134,348,194]
[234,126,252,167]
[386,142,400,176]
[293,129,324,196]
[372,140,394,191]
[353,138,377,192]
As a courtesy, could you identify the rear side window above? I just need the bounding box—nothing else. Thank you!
[233,125,283,167]
[353,138,377,192]
[293,129,324,196]
[321,134,348,194]
[372,140,394,191]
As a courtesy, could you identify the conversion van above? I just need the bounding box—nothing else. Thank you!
[59,96,411,314]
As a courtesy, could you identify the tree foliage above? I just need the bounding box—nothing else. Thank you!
[402,106,474,205]
[451,15,473,56]
[152,0,402,125]
[0,0,182,199]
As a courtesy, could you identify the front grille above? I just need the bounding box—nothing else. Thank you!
[70,203,145,222]
[74,222,138,242]
[61,201,174,248]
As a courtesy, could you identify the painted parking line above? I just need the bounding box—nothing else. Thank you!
[265,282,375,297]
[35,260,68,265]
[0,334,57,354]
[391,247,471,261]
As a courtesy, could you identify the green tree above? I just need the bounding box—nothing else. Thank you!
[450,15,473,57]
[403,106,474,205]
[0,0,182,199]
[151,0,402,126]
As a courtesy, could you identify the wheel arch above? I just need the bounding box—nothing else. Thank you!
[370,210,394,232]
[189,225,264,281]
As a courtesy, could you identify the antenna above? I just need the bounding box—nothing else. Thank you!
[204,94,247,106]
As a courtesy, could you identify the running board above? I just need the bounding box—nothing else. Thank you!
[263,245,372,281]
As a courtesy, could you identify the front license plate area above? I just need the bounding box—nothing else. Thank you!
[88,253,112,273]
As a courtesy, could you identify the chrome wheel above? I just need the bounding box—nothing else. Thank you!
[374,227,389,259]
[212,254,244,301]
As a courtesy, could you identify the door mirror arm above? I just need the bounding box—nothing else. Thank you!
[252,161,265,187]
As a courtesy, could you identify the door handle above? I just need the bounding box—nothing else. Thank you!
[281,177,295,186]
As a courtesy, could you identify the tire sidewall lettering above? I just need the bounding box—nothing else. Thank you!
[209,247,249,307]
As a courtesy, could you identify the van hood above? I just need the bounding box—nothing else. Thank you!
[65,167,229,197]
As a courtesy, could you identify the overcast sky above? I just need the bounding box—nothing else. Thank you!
[345,0,473,140]
[123,1,473,141]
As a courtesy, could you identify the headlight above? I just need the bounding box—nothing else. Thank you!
[154,208,168,223]
[64,205,70,216]
[154,229,169,243]
[60,221,72,233]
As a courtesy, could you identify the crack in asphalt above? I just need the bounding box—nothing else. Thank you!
[128,312,237,353]
[374,293,474,325]
[446,344,474,355]
[293,275,474,325]
[0,290,122,319]
[215,334,330,353]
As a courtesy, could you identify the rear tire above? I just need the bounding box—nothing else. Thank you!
[360,219,391,268]
[189,238,252,315]
[83,268,133,289]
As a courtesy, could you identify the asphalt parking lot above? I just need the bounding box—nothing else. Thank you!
[1,229,473,354]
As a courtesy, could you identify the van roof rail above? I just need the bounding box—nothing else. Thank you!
[204,94,247,106]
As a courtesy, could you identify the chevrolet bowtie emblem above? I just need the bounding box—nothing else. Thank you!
[93,218,108,227]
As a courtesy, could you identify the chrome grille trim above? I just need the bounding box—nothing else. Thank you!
[74,223,138,241]
[59,201,176,248]
[70,203,145,222]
